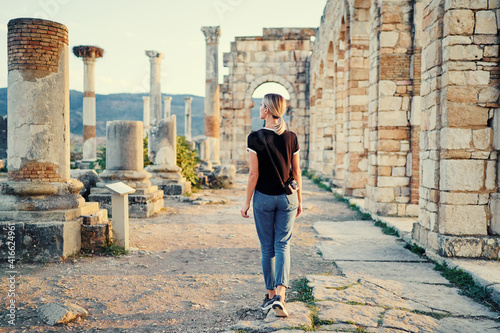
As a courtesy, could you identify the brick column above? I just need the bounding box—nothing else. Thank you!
[73,46,103,162]
[412,0,500,258]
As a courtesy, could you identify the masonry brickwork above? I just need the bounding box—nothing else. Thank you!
[304,0,499,259]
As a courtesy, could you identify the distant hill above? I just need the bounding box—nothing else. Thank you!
[0,87,267,143]
[0,88,205,138]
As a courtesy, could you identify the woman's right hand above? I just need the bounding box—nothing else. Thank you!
[241,202,251,218]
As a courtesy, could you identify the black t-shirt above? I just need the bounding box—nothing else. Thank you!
[247,128,300,195]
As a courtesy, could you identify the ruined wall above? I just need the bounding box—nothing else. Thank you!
[306,0,499,258]
[221,28,315,169]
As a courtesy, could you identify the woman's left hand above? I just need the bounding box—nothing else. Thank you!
[296,202,302,218]
[241,203,250,218]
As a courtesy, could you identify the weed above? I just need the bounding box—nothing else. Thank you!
[410,310,452,320]
[434,262,500,312]
[100,242,128,257]
[289,277,314,304]
[373,220,400,237]
[404,243,426,256]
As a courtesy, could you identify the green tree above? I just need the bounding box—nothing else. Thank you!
[144,135,152,168]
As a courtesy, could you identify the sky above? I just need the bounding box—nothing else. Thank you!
[0,0,326,97]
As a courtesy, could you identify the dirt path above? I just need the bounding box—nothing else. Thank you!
[0,175,359,333]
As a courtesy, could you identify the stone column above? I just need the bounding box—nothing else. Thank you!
[163,96,172,119]
[142,96,150,135]
[202,26,221,166]
[184,97,193,141]
[73,46,104,163]
[89,121,164,217]
[145,51,164,127]
[412,0,500,258]
[0,18,108,262]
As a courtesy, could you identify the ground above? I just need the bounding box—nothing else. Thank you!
[0,175,356,332]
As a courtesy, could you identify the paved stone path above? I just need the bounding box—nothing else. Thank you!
[232,181,500,332]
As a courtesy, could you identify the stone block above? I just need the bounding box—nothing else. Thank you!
[475,11,498,34]
[484,45,499,57]
[448,45,482,61]
[379,111,408,126]
[377,154,407,167]
[440,127,472,149]
[445,102,488,127]
[485,161,496,190]
[467,70,490,85]
[472,128,492,149]
[490,193,500,235]
[379,96,403,111]
[377,176,410,187]
[441,192,479,205]
[439,204,488,235]
[479,86,500,103]
[445,86,478,103]
[380,31,399,48]
[81,223,110,252]
[422,159,439,189]
[444,10,475,35]
[440,159,485,191]
[438,235,484,257]
[374,187,395,202]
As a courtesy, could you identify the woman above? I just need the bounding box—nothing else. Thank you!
[240,93,302,317]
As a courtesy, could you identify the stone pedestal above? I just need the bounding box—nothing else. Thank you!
[146,116,191,196]
[89,121,164,217]
[0,18,108,262]
[73,46,104,163]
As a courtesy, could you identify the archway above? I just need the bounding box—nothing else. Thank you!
[251,82,291,131]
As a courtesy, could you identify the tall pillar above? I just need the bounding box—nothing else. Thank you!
[184,97,193,141]
[73,46,104,163]
[142,96,150,135]
[412,0,500,258]
[202,26,221,166]
[89,121,164,217]
[0,18,108,262]
[163,96,172,119]
[145,50,164,127]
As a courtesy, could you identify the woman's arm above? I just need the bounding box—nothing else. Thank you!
[292,152,302,218]
[241,152,259,218]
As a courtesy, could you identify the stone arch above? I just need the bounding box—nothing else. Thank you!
[220,28,314,167]
[244,75,298,109]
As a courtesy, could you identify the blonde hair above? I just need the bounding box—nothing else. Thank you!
[263,93,287,135]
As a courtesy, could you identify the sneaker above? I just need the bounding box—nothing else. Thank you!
[272,295,289,317]
[260,294,274,311]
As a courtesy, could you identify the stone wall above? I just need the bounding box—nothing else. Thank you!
[306,0,499,258]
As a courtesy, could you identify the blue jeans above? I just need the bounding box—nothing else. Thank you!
[253,190,298,290]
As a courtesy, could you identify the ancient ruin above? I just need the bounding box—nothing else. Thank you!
[163,96,172,119]
[73,45,104,164]
[142,95,150,135]
[88,121,164,217]
[302,0,499,258]
[0,18,109,261]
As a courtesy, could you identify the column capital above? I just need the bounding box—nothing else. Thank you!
[163,96,172,101]
[73,45,104,59]
[145,50,164,61]
[201,26,221,44]
[142,96,150,102]
[184,97,193,103]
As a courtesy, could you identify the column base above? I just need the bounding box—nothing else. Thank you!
[0,202,108,262]
[146,164,192,196]
[412,223,500,259]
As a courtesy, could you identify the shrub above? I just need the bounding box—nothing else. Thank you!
[177,136,199,186]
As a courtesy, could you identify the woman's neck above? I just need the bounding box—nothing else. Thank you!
[265,117,278,129]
